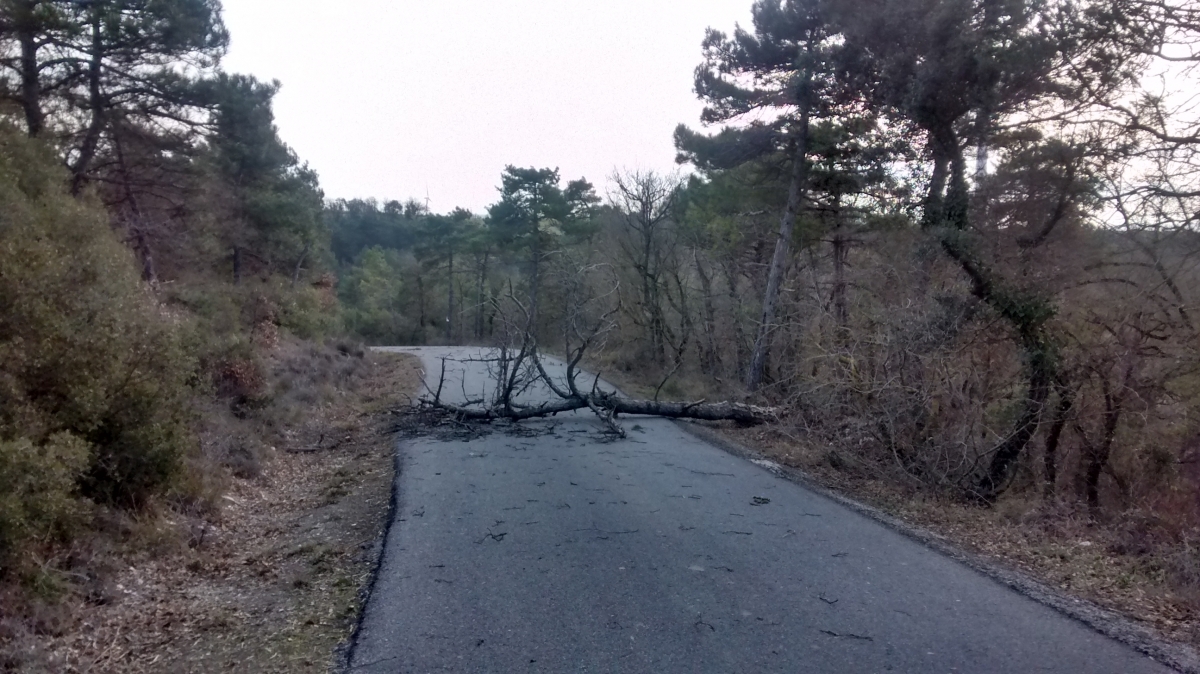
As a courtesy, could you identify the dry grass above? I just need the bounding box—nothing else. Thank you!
[1,346,422,673]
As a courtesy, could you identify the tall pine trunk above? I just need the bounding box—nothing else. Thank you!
[747,36,815,391]
[17,2,43,137]
[71,9,105,196]
[747,104,812,391]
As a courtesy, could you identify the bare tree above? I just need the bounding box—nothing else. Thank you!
[609,169,684,363]
[423,262,776,434]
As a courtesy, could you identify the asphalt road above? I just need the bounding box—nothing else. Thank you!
[350,346,1175,673]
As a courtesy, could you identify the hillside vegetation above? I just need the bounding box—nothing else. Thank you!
[5,0,1200,664]
[0,1,404,669]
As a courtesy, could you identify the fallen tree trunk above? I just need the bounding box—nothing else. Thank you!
[418,320,775,435]
[609,398,775,424]
[425,393,776,426]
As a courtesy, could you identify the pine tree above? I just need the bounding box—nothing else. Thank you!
[676,0,837,391]
[204,73,324,285]
[836,0,1109,499]
[487,166,597,327]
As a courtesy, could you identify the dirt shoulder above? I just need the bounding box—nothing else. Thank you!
[6,350,421,674]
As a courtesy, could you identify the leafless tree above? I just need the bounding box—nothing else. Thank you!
[423,261,776,434]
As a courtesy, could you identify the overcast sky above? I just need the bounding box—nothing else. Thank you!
[218,1,753,214]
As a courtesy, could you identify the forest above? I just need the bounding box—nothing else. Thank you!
[3,0,1200,665]
[336,0,1200,512]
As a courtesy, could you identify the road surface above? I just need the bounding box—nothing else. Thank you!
[350,346,1174,673]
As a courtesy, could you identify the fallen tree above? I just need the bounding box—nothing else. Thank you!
[422,352,777,437]
[419,268,776,436]
[428,383,775,425]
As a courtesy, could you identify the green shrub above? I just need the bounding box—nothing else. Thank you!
[0,126,196,510]
[0,434,89,569]
[276,279,343,340]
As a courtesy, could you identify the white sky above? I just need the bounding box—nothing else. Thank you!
[218,1,753,214]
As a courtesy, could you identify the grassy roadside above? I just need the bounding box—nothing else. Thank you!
[595,365,1200,651]
[2,348,421,673]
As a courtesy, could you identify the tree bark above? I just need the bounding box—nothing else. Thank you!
[974,108,991,182]
[723,260,749,380]
[133,226,157,283]
[417,273,427,331]
[747,54,813,391]
[433,393,775,426]
[16,1,44,137]
[291,242,311,287]
[831,221,849,344]
[921,126,1060,502]
[475,251,489,339]
[112,130,156,283]
[1084,390,1120,519]
[71,8,105,196]
[695,251,720,375]
[976,355,1052,499]
[1042,374,1073,500]
[527,186,545,334]
[1081,361,1133,518]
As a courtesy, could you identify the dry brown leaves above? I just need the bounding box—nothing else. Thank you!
[5,351,423,673]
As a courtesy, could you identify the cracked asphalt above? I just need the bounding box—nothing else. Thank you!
[350,347,1174,673]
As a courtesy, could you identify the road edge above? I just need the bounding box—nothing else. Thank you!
[337,438,406,673]
[674,419,1200,674]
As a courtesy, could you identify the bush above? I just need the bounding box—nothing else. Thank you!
[276,279,342,340]
[0,126,196,511]
[0,434,89,570]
